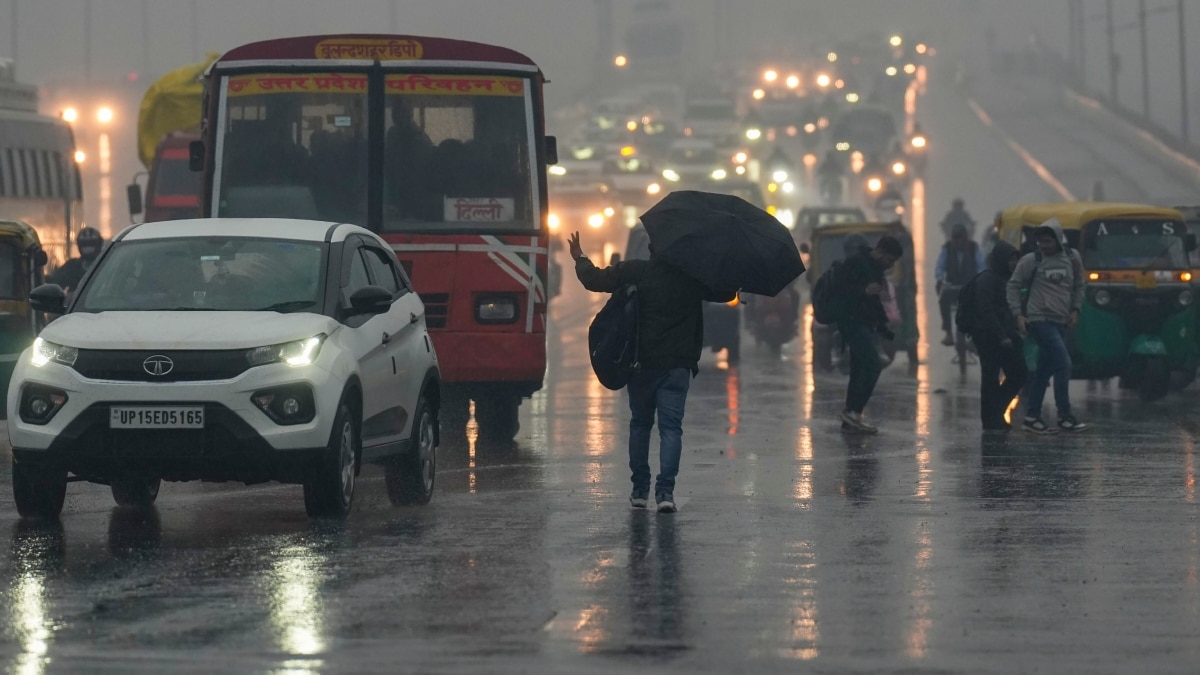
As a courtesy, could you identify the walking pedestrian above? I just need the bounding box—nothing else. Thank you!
[569,231,734,513]
[1006,218,1089,434]
[936,223,986,346]
[836,235,905,434]
[972,241,1027,432]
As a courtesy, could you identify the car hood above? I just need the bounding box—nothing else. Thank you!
[39,312,340,351]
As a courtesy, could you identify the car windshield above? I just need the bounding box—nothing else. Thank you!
[1081,220,1190,269]
[75,237,326,312]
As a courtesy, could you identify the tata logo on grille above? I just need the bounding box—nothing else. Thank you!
[143,355,174,377]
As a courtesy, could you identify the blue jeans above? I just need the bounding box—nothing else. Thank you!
[1026,320,1072,419]
[627,368,691,495]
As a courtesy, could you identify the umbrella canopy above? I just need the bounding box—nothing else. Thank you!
[639,191,806,296]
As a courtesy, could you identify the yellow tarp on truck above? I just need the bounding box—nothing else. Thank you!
[136,54,218,169]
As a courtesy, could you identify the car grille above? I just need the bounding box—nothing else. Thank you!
[421,293,449,329]
[71,349,252,382]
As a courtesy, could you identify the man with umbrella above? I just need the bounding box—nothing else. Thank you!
[570,191,805,513]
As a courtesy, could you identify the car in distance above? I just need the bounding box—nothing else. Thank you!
[8,218,440,519]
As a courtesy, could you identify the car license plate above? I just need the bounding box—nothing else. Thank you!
[110,406,205,429]
[1135,276,1157,290]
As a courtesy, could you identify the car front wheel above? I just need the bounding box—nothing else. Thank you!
[385,395,436,505]
[304,401,358,519]
[12,457,67,519]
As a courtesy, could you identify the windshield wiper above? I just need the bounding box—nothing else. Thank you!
[257,300,317,313]
[1141,242,1180,271]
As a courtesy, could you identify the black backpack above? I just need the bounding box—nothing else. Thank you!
[954,271,984,336]
[811,261,843,325]
[589,285,640,390]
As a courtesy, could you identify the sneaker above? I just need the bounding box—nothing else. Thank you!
[630,488,649,509]
[1021,416,1059,435]
[839,411,878,435]
[1058,416,1089,432]
[656,492,676,513]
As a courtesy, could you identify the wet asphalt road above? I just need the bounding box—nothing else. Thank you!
[3,72,1200,673]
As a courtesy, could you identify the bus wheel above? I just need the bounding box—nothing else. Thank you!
[475,393,521,440]
[1138,357,1170,402]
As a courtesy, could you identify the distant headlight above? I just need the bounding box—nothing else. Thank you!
[548,213,561,231]
[867,177,884,193]
[662,169,681,182]
[745,128,763,141]
[711,169,728,181]
[772,170,789,183]
[646,182,662,195]
[892,161,907,176]
[30,338,78,368]
[588,213,605,228]
[247,335,325,368]
[603,207,616,217]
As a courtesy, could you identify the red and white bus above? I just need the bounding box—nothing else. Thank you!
[195,35,554,439]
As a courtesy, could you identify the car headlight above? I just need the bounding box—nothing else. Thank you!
[1179,289,1193,307]
[1094,289,1111,307]
[772,170,789,183]
[588,213,605,229]
[30,337,78,368]
[603,207,616,218]
[867,177,883,192]
[662,169,680,182]
[247,335,325,368]
[646,182,662,195]
[711,169,727,181]
[892,161,907,175]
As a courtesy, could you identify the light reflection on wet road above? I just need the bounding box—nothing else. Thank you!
[1,74,1200,672]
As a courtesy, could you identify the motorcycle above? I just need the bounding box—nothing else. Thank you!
[746,286,801,356]
[819,173,844,205]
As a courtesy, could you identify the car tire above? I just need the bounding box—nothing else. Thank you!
[304,401,358,519]
[111,477,161,508]
[475,393,520,440]
[12,457,67,519]
[385,395,437,505]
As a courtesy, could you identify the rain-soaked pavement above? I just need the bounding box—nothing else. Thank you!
[3,71,1200,673]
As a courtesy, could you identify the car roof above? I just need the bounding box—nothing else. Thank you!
[116,218,371,244]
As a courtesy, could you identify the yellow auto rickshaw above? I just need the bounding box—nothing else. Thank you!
[801,220,919,371]
[997,202,1198,400]
[0,221,49,409]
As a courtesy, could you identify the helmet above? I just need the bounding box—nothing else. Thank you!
[76,227,103,260]
[952,197,965,209]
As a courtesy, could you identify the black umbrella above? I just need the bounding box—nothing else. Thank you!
[639,191,806,296]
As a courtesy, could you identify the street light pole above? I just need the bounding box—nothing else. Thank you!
[1106,0,1117,104]
[1138,0,1149,119]
[1180,0,1190,142]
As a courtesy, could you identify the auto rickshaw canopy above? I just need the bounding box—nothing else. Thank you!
[805,220,911,281]
[998,202,1185,237]
[0,219,42,250]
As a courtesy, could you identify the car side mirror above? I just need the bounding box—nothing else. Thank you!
[1187,234,1197,252]
[609,253,622,265]
[799,242,811,254]
[127,182,144,217]
[31,248,48,268]
[545,135,559,166]
[188,140,205,172]
[30,284,67,314]
[348,285,392,316]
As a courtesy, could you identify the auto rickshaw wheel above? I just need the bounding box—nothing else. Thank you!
[1138,357,1170,402]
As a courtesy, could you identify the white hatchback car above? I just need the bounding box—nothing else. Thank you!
[9,218,440,519]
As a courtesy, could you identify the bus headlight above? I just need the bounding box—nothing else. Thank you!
[476,296,518,324]
[1094,289,1112,307]
[1179,289,1193,307]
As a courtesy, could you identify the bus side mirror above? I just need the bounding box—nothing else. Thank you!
[188,140,205,172]
[127,183,144,217]
[545,136,559,165]
[1187,234,1197,252]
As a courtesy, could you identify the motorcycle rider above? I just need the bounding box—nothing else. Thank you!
[48,227,103,292]
[875,182,905,220]
[936,223,986,346]
[940,198,976,240]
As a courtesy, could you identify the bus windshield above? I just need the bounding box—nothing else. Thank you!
[1082,220,1190,269]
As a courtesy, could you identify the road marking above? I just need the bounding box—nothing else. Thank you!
[967,98,1076,201]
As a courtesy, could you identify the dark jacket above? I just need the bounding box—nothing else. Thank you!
[576,257,733,373]
[974,240,1021,345]
[47,257,93,292]
[835,245,889,332]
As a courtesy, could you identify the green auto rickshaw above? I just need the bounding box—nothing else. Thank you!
[801,220,919,371]
[997,202,1198,400]
[0,221,49,410]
